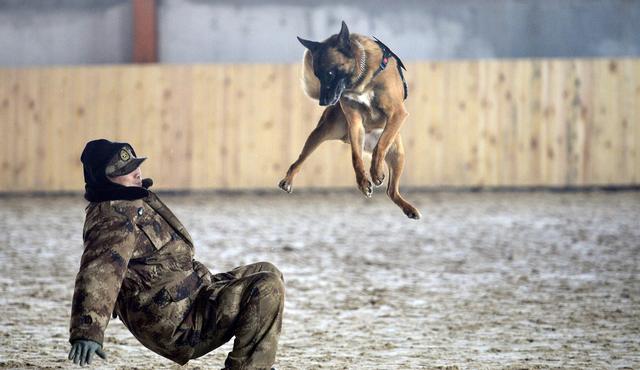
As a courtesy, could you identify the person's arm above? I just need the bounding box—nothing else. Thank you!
[68,205,137,364]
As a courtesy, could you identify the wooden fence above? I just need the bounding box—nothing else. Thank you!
[0,59,638,192]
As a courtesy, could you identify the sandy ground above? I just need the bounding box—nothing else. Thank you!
[0,190,639,370]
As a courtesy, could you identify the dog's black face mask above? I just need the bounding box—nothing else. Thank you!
[298,21,354,106]
[316,67,348,106]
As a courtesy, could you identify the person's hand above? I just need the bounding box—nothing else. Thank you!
[68,339,106,366]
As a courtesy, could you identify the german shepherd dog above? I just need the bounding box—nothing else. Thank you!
[278,21,421,219]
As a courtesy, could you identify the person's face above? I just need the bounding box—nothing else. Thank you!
[109,166,142,187]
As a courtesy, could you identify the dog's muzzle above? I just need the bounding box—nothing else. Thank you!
[319,79,347,106]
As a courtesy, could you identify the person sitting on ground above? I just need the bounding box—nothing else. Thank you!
[68,139,284,370]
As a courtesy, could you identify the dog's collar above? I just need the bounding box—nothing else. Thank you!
[351,40,367,87]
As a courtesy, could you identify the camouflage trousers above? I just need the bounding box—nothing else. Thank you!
[192,262,285,370]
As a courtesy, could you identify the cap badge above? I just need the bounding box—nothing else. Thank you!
[120,149,130,161]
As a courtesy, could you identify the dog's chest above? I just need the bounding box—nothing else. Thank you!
[343,90,375,108]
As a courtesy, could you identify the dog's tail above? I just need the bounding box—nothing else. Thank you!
[300,50,320,100]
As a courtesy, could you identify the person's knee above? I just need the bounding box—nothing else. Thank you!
[252,271,285,303]
[254,261,284,282]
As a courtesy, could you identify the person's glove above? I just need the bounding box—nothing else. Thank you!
[68,339,106,366]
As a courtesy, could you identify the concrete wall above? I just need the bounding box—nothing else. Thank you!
[0,0,132,66]
[0,0,639,66]
[158,0,640,63]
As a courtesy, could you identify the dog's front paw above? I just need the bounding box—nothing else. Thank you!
[357,176,373,198]
[278,179,292,193]
[370,167,385,187]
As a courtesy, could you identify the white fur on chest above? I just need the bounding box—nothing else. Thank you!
[343,90,375,107]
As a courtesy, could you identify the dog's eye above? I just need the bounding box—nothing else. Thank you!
[327,71,334,77]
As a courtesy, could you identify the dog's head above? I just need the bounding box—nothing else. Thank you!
[298,21,356,106]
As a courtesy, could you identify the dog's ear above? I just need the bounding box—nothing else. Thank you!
[297,36,321,52]
[337,21,350,48]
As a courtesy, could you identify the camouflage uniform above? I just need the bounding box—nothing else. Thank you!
[70,191,284,369]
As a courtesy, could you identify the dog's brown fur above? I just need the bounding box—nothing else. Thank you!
[278,22,420,219]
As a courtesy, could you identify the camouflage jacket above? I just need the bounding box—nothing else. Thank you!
[69,191,213,365]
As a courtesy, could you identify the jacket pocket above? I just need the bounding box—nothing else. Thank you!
[152,271,201,307]
[139,223,172,250]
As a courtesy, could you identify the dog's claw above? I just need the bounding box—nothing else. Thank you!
[404,207,421,220]
[278,179,292,193]
[372,173,385,187]
[370,164,385,186]
[358,178,373,198]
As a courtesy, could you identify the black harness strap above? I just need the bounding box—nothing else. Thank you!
[372,36,408,100]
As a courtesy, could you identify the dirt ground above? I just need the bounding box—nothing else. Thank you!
[0,190,639,369]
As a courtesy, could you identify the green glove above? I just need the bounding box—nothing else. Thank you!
[68,339,107,366]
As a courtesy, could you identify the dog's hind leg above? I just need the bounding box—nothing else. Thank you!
[278,105,348,193]
[385,134,421,219]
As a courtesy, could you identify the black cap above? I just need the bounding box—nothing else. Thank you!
[104,144,146,177]
[80,139,150,202]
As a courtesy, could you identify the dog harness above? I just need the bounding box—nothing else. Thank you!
[372,37,408,100]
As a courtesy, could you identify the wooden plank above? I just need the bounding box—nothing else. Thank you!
[261,63,285,189]
[441,62,456,185]
[160,65,192,189]
[279,63,301,188]
[609,59,625,184]
[538,60,555,188]
[526,59,544,185]
[634,60,640,183]
[37,68,53,190]
[476,60,491,186]
[93,67,120,148]
[221,64,239,189]
[210,64,226,188]
[572,60,594,185]
[66,66,92,191]
[564,60,580,186]
[489,61,512,186]
[589,60,605,184]
[0,69,17,191]
[190,65,216,189]
[46,68,70,191]
[591,60,616,184]
[491,61,504,185]
[244,64,268,189]
[444,61,475,186]
[239,63,254,189]
[235,63,249,189]
[19,69,40,190]
[506,59,520,185]
[463,61,480,186]
[541,60,567,186]
[118,65,144,178]
[620,59,636,184]
[401,62,423,186]
[514,60,541,185]
[11,69,26,190]
[423,62,446,186]
[134,65,161,186]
